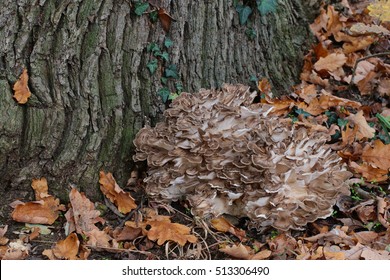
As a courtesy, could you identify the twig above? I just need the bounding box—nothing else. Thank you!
[350,52,390,85]
[117,197,146,228]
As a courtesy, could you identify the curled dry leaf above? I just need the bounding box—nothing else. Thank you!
[346,111,375,140]
[43,233,82,260]
[158,8,175,32]
[362,140,390,171]
[99,171,137,214]
[0,226,9,246]
[210,216,246,241]
[349,161,388,182]
[377,197,390,229]
[11,179,66,225]
[13,68,31,104]
[220,243,271,260]
[1,240,29,260]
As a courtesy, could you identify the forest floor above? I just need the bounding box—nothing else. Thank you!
[1,1,390,260]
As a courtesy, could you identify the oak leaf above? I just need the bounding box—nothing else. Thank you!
[99,171,137,214]
[314,53,347,72]
[69,188,105,233]
[346,111,375,140]
[210,216,246,241]
[362,140,390,171]
[220,243,271,260]
[43,233,81,260]
[349,161,388,182]
[13,68,31,104]
[141,215,197,246]
[11,179,65,225]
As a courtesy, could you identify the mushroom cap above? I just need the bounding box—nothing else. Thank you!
[133,84,352,231]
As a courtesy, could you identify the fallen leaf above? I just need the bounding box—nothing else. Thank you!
[314,53,347,72]
[68,188,113,247]
[0,226,9,246]
[113,225,142,241]
[362,140,390,170]
[346,111,375,140]
[43,233,81,260]
[219,243,271,260]
[353,231,378,245]
[141,215,197,246]
[361,247,390,260]
[349,161,388,182]
[349,23,390,36]
[13,68,31,104]
[11,196,65,225]
[158,8,175,32]
[69,188,105,233]
[99,171,137,214]
[323,245,346,260]
[1,240,29,260]
[258,78,272,94]
[211,216,246,241]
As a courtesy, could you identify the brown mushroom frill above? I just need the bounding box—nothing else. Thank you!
[133,84,352,231]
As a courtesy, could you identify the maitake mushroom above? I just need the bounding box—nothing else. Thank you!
[133,84,352,231]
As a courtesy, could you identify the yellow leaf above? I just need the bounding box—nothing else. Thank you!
[368,0,390,22]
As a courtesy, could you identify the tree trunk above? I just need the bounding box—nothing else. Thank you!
[0,0,318,218]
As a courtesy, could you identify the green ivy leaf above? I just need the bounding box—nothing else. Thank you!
[168,92,179,100]
[164,38,173,48]
[158,87,170,102]
[175,82,183,93]
[147,43,160,55]
[236,4,252,25]
[165,64,179,79]
[157,51,169,62]
[161,77,168,84]
[149,10,158,22]
[134,2,149,16]
[249,75,258,83]
[294,108,311,117]
[257,0,278,16]
[337,118,348,128]
[147,59,158,74]
[245,27,256,40]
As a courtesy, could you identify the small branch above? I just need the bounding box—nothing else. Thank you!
[350,52,390,85]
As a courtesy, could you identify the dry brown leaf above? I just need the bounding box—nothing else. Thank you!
[0,225,9,246]
[158,8,175,32]
[210,216,246,241]
[349,23,390,36]
[68,188,113,247]
[219,243,271,260]
[378,78,390,96]
[1,240,29,260]
[377,197,390,229]
[362,140,390,171]
[347,111,375,140]
[11,196,65,225]
[353,231,378,245]
[99,171,137,214]
[361,247,390,260]
[31,178,51,200]
[349,161,388,182]
[69,188,105,233]
[113,225,142,241]
[10,178,65,225]
[314,53,347,72]
[323,245,346,260]
[143,215,197,246]
[343,36,376,54]
[258,78,272,94]
[43,233,81,260]
[13,68,31,104]
[28,227,40,241]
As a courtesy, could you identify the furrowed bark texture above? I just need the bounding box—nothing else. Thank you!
[0,0,317,218]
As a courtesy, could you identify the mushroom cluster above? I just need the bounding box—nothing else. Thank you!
[133,84,352,231]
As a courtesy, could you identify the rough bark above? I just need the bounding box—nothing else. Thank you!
[0,0,318,220]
